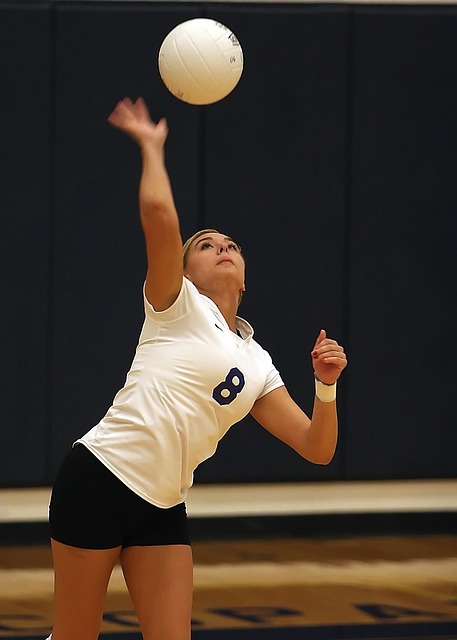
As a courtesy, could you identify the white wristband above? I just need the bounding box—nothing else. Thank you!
[314,374,337,402]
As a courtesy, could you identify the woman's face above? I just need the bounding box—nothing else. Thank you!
[183,232,245,297]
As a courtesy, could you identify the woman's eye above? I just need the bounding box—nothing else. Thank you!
[228,243,240,251]
[200,242,213,250]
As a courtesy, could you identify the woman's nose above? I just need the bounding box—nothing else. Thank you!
[218,243,228,253]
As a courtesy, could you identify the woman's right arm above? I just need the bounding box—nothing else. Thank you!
[108,97,183,310]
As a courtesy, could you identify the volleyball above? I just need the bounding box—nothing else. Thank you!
[158,18,244,105]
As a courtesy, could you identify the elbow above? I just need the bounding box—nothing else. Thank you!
[304,453,334,466]
[301,443,336,466]
[140,197,172,219]
[140,199,179,231]
[313,452,335,465]
[302,422,338,465]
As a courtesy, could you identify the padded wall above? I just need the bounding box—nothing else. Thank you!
[346,6,457,478]
[0,4,51,484]
[1,1,456,486]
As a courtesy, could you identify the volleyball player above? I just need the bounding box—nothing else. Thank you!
[47,97,347,640]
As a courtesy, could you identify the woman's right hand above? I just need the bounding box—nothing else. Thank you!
[107,97,168,150]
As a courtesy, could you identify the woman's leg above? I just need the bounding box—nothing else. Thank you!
[51,539,121,640]
[120,544,193,640]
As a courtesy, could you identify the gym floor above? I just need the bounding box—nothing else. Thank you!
[1,480,456,640]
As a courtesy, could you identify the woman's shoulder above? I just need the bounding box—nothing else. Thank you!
[143,276,200,320]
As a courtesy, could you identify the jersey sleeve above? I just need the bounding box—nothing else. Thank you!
[258,351,284,399]
[143,277,197,322]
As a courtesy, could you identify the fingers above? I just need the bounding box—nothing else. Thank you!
[319,351,347,370]
[107,97,168,146]
[134,96,149,117]
[123,96,134,108]
[107,98,132,127]
[156,116,169,135]
[107,97,151,126]
[312,328,326,350]
[311,335,347,368]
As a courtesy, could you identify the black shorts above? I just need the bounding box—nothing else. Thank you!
[49,444,191,549]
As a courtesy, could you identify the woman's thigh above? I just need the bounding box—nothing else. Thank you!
[120,544,193,640]
[51,539,121,640]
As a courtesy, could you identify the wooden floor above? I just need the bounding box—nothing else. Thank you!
[1,479,456,639]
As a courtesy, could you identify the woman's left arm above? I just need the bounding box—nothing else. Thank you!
[250,329,347,465]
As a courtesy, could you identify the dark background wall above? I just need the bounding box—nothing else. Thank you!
[1,1,456,487]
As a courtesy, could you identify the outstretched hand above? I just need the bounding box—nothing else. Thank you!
[107,97,168,148]
[311,329,347,385]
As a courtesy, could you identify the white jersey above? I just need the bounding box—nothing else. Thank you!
[77,277,284,507]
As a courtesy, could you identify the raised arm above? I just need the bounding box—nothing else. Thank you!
[250,330,347,464]
[108,97,183,310]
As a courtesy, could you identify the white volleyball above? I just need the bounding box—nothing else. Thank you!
[158,18,244,105]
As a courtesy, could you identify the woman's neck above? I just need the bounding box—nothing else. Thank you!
[205,289,240,333]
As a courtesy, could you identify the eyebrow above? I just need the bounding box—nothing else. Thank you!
[195,235,236,247]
